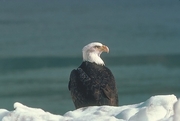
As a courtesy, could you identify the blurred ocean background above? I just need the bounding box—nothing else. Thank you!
[0,0,180,115]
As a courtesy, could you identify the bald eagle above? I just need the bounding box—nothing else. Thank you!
[68,42,118,109]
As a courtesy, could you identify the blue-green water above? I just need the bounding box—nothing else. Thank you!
[0,0,180,115]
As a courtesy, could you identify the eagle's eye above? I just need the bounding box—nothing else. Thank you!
[94,45,101,49]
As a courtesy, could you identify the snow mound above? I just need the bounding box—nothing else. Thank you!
[0,95,179,121]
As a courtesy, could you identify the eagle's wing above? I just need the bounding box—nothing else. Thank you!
[69,69,83,109]
[68,68,91,109]
[99,68,119,106]
[101,83,119,106]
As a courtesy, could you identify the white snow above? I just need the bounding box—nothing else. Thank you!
[0,94,180,121]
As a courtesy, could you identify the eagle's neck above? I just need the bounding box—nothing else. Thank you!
[83,52,104,65]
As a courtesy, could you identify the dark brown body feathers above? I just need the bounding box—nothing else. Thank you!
[68,61,118,109]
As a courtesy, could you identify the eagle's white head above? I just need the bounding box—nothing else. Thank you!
[82,42,109,65]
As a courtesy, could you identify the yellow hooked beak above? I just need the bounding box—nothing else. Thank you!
[101,45,109,53]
